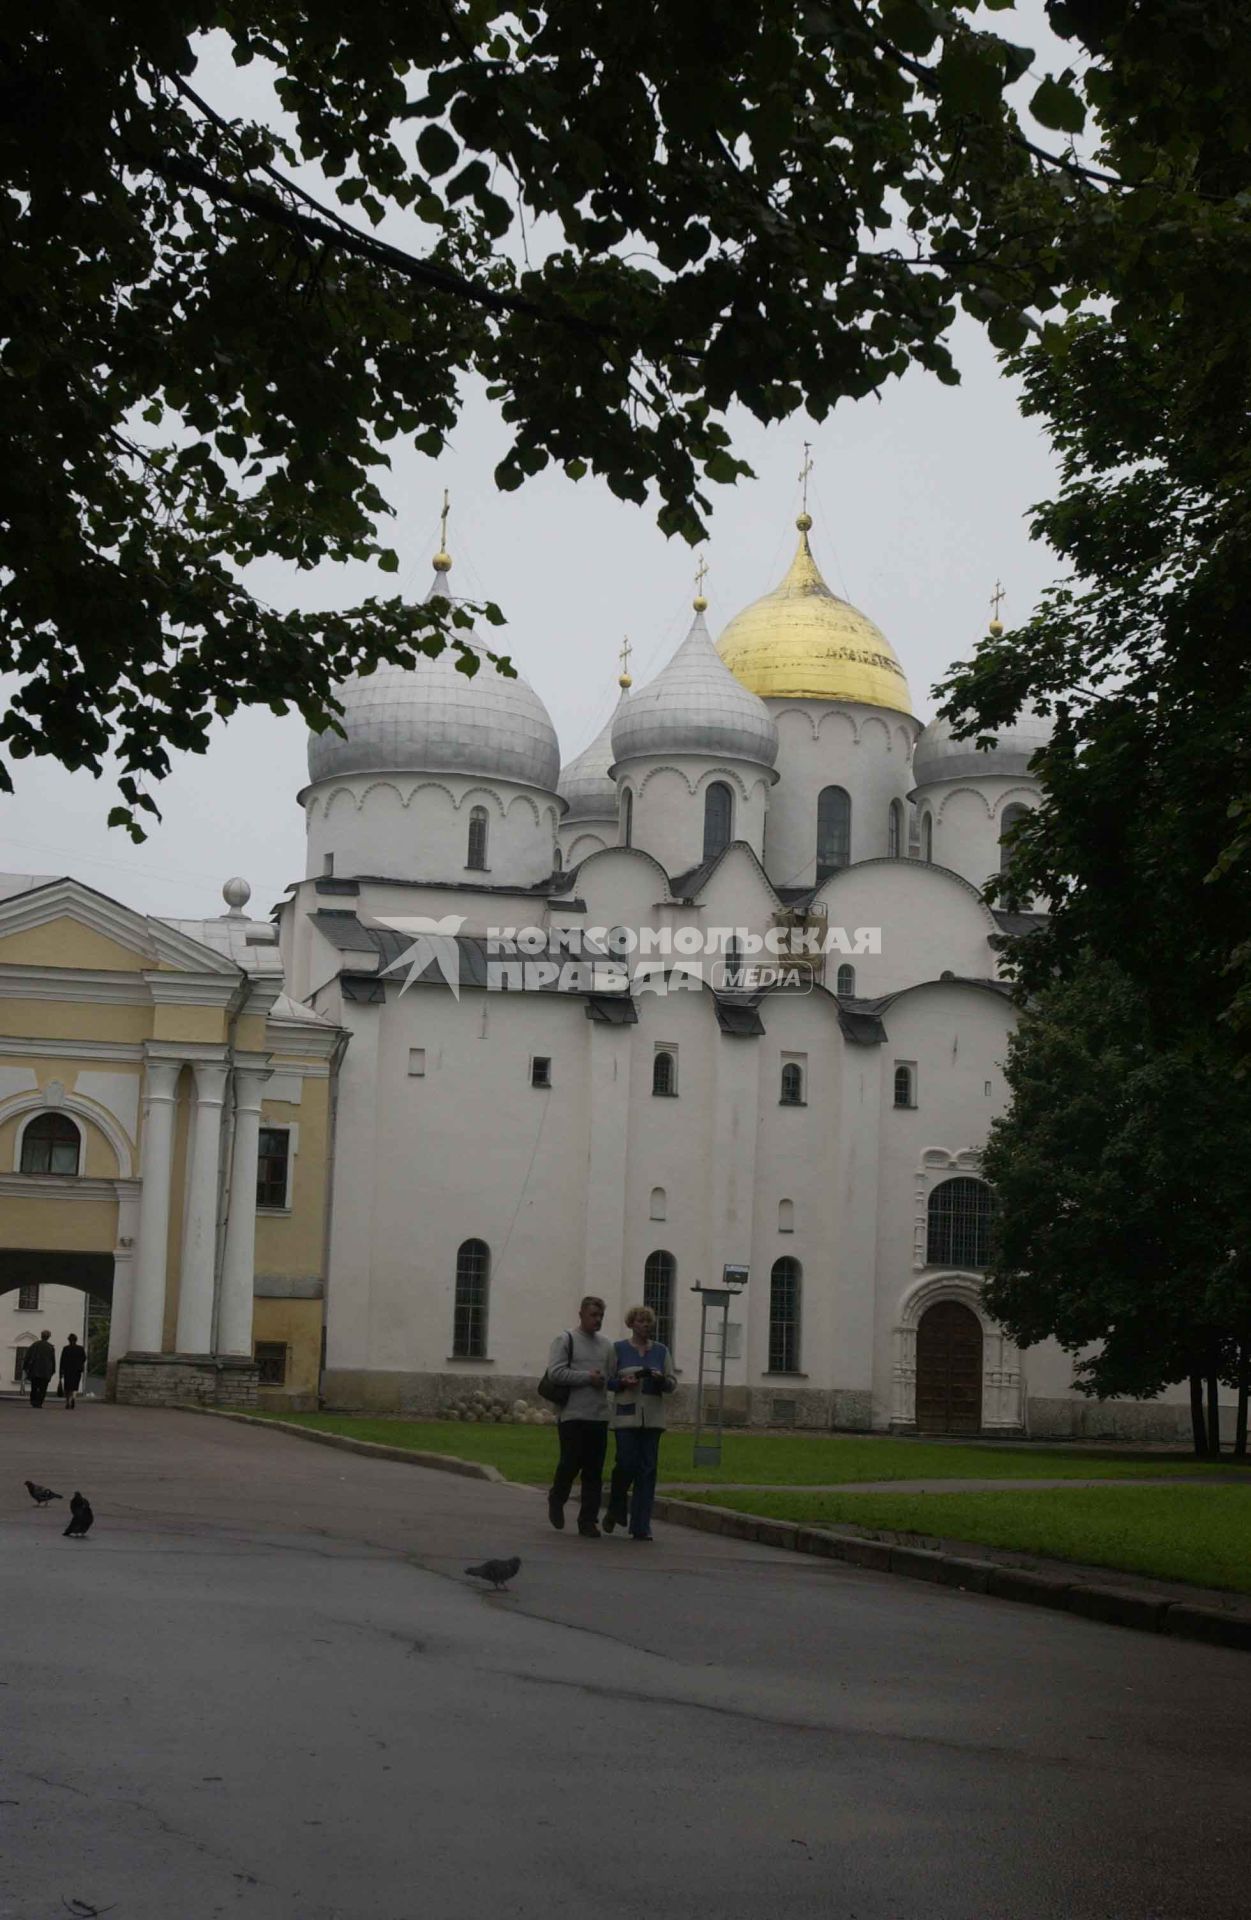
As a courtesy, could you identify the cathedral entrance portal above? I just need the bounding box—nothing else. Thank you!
[915,1300,983,1434]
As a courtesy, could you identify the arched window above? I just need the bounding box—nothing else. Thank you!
[621,788,634,847]
[999,802,1030,873]
[552,845,563,872]
[921,811,934,863]
[20,1112,81,1176]
[780,1062,804,1106]
[703,781,734,861]
[927,1178,994,1268]
[649,1185,667,1221]
[769,1257,801,1372]
[836,963,856,997]
[452,1238,490,1358]
[887,799,903,859]
[466,806,489,871]
[644,1249,676,1352]
[894,1064,914,1109]
[778,1198,795,1234]
[652,1049,676,1097]
[816,786,851,883]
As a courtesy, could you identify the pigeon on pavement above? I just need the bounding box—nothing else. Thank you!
[25,1480,62,1506]
[465,1555,521,1591]
[63,1492,94,1538]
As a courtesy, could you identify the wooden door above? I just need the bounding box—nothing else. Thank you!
[915,1300,983,1434]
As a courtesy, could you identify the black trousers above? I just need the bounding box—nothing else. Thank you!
[550,1420,608,1524]
[28,1378,50,1408]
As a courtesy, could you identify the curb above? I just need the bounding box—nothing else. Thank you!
[190,1408,504,1482]
[649,1496,1251,1651]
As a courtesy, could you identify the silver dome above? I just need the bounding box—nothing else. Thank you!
[306,572,561,792]
[611,609,779,768]
[558,693,627,822]
[912,710,1052,788]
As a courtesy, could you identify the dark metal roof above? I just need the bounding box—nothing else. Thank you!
[714,999,765,1037]
[991,910,1048,937]
[584,994,639,1025]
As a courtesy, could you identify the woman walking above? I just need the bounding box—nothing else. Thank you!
[603,1305,676,1541]
[58,1331,87,1409]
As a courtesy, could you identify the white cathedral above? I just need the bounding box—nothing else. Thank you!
[261,509,1180,1439]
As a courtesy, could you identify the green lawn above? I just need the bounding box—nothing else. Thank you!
[248,1412,1249,1488]
[678,1485,1251,1595]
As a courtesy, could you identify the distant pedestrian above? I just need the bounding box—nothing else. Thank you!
[58,1332,86,1410]
[23,1331,57,1409]
[545,1296,615,1538]
[603,1306,677,1541]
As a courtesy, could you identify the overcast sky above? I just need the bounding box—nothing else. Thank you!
[0,7,1066,922]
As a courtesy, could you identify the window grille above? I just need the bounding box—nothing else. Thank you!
[17,1283,39,1310]
[255,1342,287,1386]
[888,800,903,859]
[780,1063,804,1105]
[894,1064,914,1108]
[703,781,734,861]
[530,1057,552,1088]
[836,963,856,997]
[643,1249,676,1353]
[816,786,851,883]
[256,1128,291,1209]
[927,1178,994,1268]
[453,1238,490,1358]
[466,806,489,870]
[652,1050,676,1096]
[769,1257,802,1372]
[20,1113,81,1176]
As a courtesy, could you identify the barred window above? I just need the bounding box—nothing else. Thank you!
[927,1177,994,1268]
[703,781,734,861]
[888,799,903,859]
[20,1112,81,1176]
[894,1064,914,1108]
[769,1257,802,1372]
[466,806,489,871]
[921,811,934,863]
[780,1063,804,1105]
[256,1128,291,1209]
[836,963,856,997]
[453,1238,490,1358]
[652,1049,676,1096]
[17,1283,39,1310]
[255,1342,287,1386]
[643,1249,676,1354]
[816,786,851,883]
[621,788,634,848]
[999,802,1030,873]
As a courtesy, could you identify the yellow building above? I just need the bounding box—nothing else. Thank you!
[0,874,342,1409]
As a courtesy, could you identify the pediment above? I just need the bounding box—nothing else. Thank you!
[0,879,239,976]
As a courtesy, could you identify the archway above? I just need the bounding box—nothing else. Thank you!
[915,1299,983,1434]
[1,1251,114,1394]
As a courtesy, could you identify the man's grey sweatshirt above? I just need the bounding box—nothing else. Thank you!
[547,1328,616,1422]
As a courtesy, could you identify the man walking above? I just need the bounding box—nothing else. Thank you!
[58,1332,87,1409]
[23,1330,57,1409]
[546,1296,615,1538]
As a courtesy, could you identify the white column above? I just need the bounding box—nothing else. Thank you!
[216,1065,271,1356]
[129,1060,183,1352]
[174,1059,230,1354]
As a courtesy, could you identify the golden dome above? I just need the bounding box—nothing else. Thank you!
[717,521,913,712]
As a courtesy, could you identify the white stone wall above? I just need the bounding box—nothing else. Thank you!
[304,772,561,886]
[912,775,1042,894]
[614,758,772,874]
[2,1286,88,1389]
[813,860,1002,997]
[763,702,919,890]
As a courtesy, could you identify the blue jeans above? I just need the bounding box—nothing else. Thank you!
[608,1426,662,1537]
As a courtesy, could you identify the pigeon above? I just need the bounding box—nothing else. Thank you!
[63,1492,94,1538]
[465,1555,520,1592]
[25,1480,62,1507]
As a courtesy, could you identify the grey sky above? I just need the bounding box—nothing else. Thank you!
[0,6,1067,921]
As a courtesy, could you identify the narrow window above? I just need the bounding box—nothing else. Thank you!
[453,1238,490,1358]
[921,811,934,863]
[927,1178,994,1268]
[256,1127,291,1209]
[836,963,856,997]
[999,802,1030,873]
[643,1249,676,1353]
[408,1048,427,1077]
[530,1056,552,1088]
[894,1063,915,1109]
[652,1049,677,1097]
[703,781,734,861]
[255,1341,288,1386]
[769,1257,802,1372]
[779,1062,805,1106]
[816,786,851,883]
[649,1186,667,1222]
[17,1283,39,1310]
[552,845,563,872]
[322,853,335,877]
[466,806,489,871]
[888,799,903,859]
[778,1199,795,1234]
[621,787,634,848]
[20,1113,81,1176]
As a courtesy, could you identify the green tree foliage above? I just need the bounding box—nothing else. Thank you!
[982,961,1251,1455]
[0,0,1184,828]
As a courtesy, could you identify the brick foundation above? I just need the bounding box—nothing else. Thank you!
[115,1352,259,1411]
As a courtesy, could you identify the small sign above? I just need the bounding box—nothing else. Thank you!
[722,1263,750,1289]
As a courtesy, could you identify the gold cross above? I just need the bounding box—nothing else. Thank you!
[799,442,814,515]
[990,578,1006,622]
[694,556,709,597]
[619,635,633,678]
[439,488,450,552]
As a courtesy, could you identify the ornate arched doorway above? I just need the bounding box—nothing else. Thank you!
[915,1300,983,1434]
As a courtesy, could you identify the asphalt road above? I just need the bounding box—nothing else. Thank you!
[2,1405,1248,1920]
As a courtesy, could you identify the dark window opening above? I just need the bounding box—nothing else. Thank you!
[255,1342,288,1386]
[703,781,734,861]
[816,786,851,884]
[927,1177,994,1268]
[780,1063,805,1105]
[652,1050,676,1096]
[20,1112,81,1176]
[769,1257,801,1372]
[453,1238,490,1358]
[256,1128,291,1209]
[643,1249,676,1354]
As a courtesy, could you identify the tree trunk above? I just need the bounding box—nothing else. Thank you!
[1189,1370,1207,1457]
[1206,1352,1221,1458]
[1235,1343,1249,1461]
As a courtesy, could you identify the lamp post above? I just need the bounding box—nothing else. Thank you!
[691,1264,749,1468]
